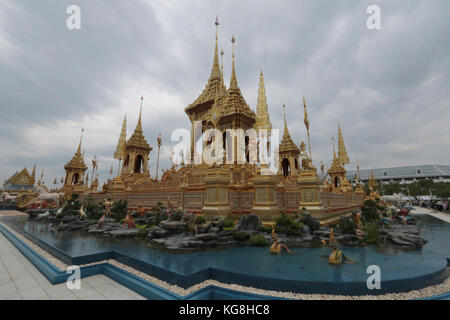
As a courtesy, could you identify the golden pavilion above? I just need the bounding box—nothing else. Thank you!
[58,19,365,225]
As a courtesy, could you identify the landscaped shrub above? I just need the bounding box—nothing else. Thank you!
[171,210,184,221]
[63,194,82,213]
[300,213,320,232]
[362,199,379,222]
[275,212,295,228]
[194,214,206,225]
[363,222,380,244]
[250,234,269,246]
[233,231,251,241]
[136,229,148,238]
[337,216,356,235]
[222,216,235,229]
[257,225,273,233]
[275,213,304,236]
[112,200,128,222]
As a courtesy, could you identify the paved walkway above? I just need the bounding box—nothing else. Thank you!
[411,207,450,223]
[0,231,146,300]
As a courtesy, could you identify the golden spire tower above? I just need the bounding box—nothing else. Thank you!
[121,97,152,176]
[114,113,127,174]
[337,124,349,166]
[220,49,224,84]
[31,164,36,186]
[63,128,88,189]
[279,105,300,177]
[254,68,272,131]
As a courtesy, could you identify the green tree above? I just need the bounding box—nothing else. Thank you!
[382,182,402,195]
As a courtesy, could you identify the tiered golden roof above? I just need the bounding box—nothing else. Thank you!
[221,36,255,120]
[329,139,344,172]
[185,18,227,113]
[279,105,300,153]
[64,131,88,171]
[126,98,151,151]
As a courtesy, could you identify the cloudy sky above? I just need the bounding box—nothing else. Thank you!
[0,0,449,187]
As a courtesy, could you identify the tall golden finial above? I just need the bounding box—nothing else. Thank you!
[220,48,224,82]
[210,17,221,79]
[255,67,272,131]
[332,137,337,160]
[356,157,360,179]
[114,113,127,174]
[282,104,290,138]
[132,96,144,134]
[303,97,312,160]
[229,35,238,90]
[338,124,349,166]
[31,164,36,185]
[156,132,162,180]
[77,128,84,154]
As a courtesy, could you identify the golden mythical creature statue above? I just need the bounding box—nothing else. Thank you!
[326,228,356,265]
[300,141,314,171]
[270,228,293,255]
[122,211,135,229]
[104,199,113,216]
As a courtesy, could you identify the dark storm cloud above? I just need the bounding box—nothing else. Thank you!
[0,0,449,185]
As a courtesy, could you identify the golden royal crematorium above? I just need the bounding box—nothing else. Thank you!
[61,20,365,225]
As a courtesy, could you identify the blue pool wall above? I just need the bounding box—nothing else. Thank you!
[2,221,449,297]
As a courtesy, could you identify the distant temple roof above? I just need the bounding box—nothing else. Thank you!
[346,164,450,181]
[2,184,35,191]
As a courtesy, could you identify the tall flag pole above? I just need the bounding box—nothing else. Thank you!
[156,132,162,180]
[303,97,312,160]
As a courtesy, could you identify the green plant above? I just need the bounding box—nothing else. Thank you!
[361,199,379,222]
[135,224,147,230]
[337,216,356,235]
[275,212,295,228]
[363,222,380,244]
[112,200,128,222]
[250,234,269,246]
[137,229,148,238]
[233,231,251,241]
[223,216,235,229]
[257,225,273,233]
[223,226,234,232]
[300,213,320,232]
[194,214,206,225]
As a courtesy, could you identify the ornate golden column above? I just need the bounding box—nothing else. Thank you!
[251,174,280,221]
[202,166,232,217]
[297,168,325,219]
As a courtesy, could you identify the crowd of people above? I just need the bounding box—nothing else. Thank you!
[418,200,449,214]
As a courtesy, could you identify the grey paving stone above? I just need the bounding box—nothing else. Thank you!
[20,287,50,300]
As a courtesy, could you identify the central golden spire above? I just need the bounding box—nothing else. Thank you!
[229,35,238,90]
[77,128,84,155]
[283,104,290,138]
[337,124,349,165]
[210,16,221,80]
[254,68,272,131]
